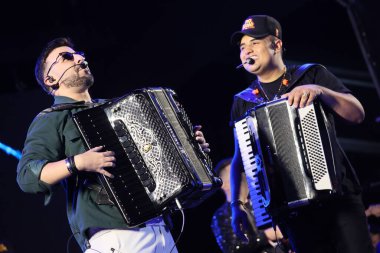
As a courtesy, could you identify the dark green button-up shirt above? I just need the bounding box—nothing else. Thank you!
[17,96,129,251]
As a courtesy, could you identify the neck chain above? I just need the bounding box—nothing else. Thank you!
[256,67,288,101]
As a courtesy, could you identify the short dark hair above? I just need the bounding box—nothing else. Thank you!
[34,37,75,94]
[214,157,232,177]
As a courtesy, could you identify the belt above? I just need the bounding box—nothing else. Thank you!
[86,223,149,240]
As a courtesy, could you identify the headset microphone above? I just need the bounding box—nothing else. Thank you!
[235,58,255,69]
[246,58,255,65]
[50,62,89,89]
[80,61,88,69]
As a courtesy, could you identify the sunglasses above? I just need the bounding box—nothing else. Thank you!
[45,51,85,82]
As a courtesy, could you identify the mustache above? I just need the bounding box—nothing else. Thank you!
[72,61,89,72]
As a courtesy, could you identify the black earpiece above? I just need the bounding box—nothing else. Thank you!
[271,41,277,50]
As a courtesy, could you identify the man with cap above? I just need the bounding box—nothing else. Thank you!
[228,15,373,253]
[16,37,211,253]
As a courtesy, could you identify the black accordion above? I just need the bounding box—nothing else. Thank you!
[235,99,340,229]
[72,87,221,227]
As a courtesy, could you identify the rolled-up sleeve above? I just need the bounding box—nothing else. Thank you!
[16,112,64,205]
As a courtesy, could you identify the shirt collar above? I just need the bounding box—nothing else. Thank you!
[53,96,85,105]
[53,96,106,105]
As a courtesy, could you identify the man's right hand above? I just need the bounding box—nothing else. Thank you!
[231,204,251,243]
[75,146,116,178]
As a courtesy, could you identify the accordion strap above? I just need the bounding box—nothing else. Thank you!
[286,63,325,90]
[36,101,107,118]
[235,63,324,103]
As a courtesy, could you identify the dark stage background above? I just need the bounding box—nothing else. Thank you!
[1,0,379,252]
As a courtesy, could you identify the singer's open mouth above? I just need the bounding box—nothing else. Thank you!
[76,65,88,72]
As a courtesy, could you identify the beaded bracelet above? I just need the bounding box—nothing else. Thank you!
[230,200,245,208]
[65,156,79,175]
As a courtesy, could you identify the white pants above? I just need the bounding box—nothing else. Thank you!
[84,225,178,253]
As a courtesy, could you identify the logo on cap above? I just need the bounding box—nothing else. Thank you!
[242,18,255,31]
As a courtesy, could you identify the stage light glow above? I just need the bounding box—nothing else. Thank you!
[0,141,22,160]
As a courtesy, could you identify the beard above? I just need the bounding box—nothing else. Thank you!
[62,70,94,89]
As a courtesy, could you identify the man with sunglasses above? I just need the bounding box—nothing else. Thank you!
[17,37,210,253]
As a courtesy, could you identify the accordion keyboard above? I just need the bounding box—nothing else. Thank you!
[235,119,272,229]
[72,107,159,225]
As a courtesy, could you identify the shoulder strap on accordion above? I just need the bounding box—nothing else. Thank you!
[234,63,325,103]
[36,101,108,118]
[288,63,325,89]
[36,103,90,118]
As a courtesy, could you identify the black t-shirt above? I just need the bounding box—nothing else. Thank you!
[230,64,361,194]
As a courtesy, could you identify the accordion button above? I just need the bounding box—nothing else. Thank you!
[134,162,144,170]
[127,152,137,159]
[140,172,150,181]
[115,129,127,137]
[147,183,156,192]
[136,168,147,175]
[124,144,133,152]
[142,179,154,187]
[113,120,123,129]
[130,156,140,164]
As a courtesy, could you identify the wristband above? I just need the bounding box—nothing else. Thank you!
[230,200,245,208]
[65,156,79,175]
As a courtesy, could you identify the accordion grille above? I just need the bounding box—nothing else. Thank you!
[300,108,328,184]
[105,93,189,205]
[266,104,308,200]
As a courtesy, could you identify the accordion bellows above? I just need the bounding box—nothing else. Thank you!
[73,87,221,227]
[235,99,340,229]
